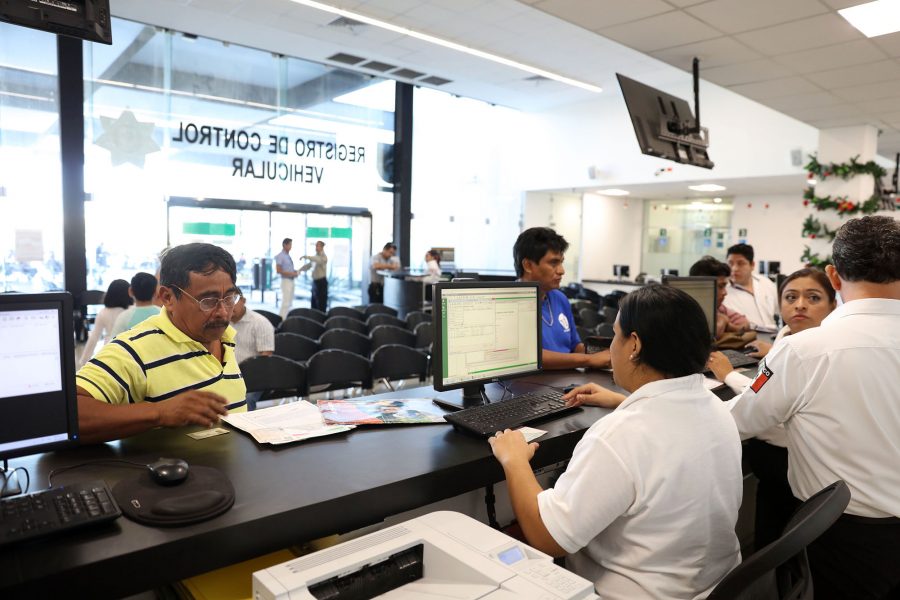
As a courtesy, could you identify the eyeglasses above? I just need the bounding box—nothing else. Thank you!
[172,286,241,312]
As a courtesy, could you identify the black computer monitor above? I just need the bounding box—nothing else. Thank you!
[613,264,630,279]
[662,276,717,340]
[661,268,679,277]
[432,282,541,408]
[0,293,79,480]
[0,0,112,44]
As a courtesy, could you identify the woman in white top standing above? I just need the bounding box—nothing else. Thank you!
[77,279,131,368]
[490,285,743,600]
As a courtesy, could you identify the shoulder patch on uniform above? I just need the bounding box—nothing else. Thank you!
[750,364,773,393]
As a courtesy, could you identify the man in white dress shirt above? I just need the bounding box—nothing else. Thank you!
[229,292,274,365]
[722,243,779,332]
[727,216,900,600]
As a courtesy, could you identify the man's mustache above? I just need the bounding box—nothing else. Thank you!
[204,320,229,329]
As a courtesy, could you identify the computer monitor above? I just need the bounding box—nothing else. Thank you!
[0,293,79,484]
[432,282,541,407]
[0,0,112,44]
[661,268,679,277]
[662,276,717,340]
[613,264,630,279]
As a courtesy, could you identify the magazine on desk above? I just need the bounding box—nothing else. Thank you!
[317,398,447,425]
[221,400,354,445]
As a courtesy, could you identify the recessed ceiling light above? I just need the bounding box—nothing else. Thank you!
[596,188,630,196]
[713,197,723,203]
[839,0,900,38]
[688,184,726,192]
[287,0,602,93]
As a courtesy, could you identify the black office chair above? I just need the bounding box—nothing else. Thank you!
[601,306,618,324]
[77,289,106,343]
[707,480,851,600]
[239,355,307,409]
[366,313,407,332]
[320,328,371,357]
[561,286,579,299]
[596,322,615,337]
[371,344,428,391]
[279,316,325,339]
[255,309,283,329]
[576,326,595,342]
[577,307,601,329]
[571,300,597,313]
[327,306,365,321]
[577,288,601,304]
[274,332,319,362]
[306,349,372,396]
[287,307,327,323]
[324,316,368,335]
[603,291,627,308]
[413,321,433,350]
[405,310,431,330]
[370,324,416,350]
[363,303,398,318]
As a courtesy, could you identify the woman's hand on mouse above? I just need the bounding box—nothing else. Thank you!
[745,340,772,358]
[707,351,734,381]
[562,383,626,409]
[155,391,228,428]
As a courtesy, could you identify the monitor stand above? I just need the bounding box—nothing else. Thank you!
[432,384,490,411]
[1,464,23,498]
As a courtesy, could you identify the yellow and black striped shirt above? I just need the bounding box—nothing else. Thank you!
[76,307,247,412]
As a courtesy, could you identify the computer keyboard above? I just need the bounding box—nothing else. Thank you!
[719,349,759,369]
[443,389,576,437]
[0,479,122,547]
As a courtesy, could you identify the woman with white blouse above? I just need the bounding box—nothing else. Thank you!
[77,279,131,368]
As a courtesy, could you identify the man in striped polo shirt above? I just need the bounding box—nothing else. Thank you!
[76,243,247,443]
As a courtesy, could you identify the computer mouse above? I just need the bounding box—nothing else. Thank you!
[563,384,578,394]
[147,458,190,486]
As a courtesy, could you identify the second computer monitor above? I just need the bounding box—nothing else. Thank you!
[432,282,541,405]
[662,276,717,340]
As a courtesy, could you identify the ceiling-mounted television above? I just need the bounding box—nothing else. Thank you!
[1,0,112,44]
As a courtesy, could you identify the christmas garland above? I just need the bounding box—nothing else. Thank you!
[801,215,837,241]
[801,246,832,269]
[805,154,886,181]
[802,186,882,215]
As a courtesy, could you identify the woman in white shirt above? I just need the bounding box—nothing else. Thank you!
[490,285,743,599]
[422,249,442,283]
[77,279,131,367]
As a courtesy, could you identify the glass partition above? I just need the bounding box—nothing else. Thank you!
[642,199,733,277]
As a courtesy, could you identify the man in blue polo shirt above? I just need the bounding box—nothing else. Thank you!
[514,227,610,370]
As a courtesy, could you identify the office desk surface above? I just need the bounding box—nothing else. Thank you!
[1,370,618,598]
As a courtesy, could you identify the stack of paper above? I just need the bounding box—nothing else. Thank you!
[221,401,353,445]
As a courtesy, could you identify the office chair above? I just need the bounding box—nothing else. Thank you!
[366,313,407,332]
[405,310,431,330]
[370,324,416,350]
[319,328,371,357]
[596,322,615,338]
[279,316,325,339]
[576,326,595,342]
[707,480,850,600]
[577,287,601,304]
[76,289,106,343]
[273,332,319,362]
[363,303,398,318]
[371,344,428,391]
[577,307,602,329]
[327,306,365,321]
[306,349,372,396]
[601,306,618,324]
[239,355,307,409]
[324,316,368,335]
[287,307,326,323]
[255,309,283,329]
[413,321,433,350]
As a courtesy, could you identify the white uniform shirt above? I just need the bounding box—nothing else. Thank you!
[723,273,779,331]
[231,309,275,365]
[537,375,743,600]
[728,298,900,518]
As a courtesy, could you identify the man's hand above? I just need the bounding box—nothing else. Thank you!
[489,429,538,468]
[585,349,611,369]
[155,390,228,428]
[562,383,625,408]
[707,351,734,381]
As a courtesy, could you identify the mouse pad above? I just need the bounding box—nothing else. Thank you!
[112,465,235,527]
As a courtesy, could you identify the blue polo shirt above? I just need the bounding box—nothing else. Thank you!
[542,289,581,353]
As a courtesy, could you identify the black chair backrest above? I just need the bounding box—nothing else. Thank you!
[255,309,283,329]
[596,322,615,338]
[307,349,372,392]
[274,332,319,362]
[413,321,433,349]
[576,326,594,342]
[601,306,618,324]
[81,289,106,306]
[560,286,578,299]
[371,344,428,382]
[287,307,327,323]
[571,300,597,313]
[363,303,398,317]
[405,310,431,330]
[366,313,407,332]
[239,355,307,405]
[327,306,365,321]
[577,307,601,329]
[324,316,368,335]
[319,328,371,356]
[280,316,325,339]
[577,288,601,304]
[707,480,850,600]
[370,324,416,349]
[603,290,627,308]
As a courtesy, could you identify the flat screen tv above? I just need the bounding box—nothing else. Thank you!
[0,0,112,44]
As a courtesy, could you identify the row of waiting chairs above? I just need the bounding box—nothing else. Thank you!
[272,323,432,362]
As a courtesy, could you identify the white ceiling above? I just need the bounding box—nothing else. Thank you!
[112,0,900,192]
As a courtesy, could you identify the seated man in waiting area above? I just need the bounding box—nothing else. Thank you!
[514,227,610,370]
[76,243,247,443]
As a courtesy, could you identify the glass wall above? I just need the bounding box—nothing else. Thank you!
[81,18,394,302]
[642,198,734,276]
[0,24,63,292]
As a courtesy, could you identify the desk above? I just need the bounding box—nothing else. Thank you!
[0,371,618,598]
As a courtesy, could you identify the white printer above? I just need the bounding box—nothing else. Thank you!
[253,511,598,599]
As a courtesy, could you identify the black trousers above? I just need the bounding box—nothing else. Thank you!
[746,438,797,551]
[368,282,384,304]
[311,277,328,312]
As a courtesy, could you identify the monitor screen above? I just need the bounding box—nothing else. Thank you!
[613,264,630,278]
[0,293,79,461]
[432,282,541,397]
[662,276,717,340]
[0,0,112,44]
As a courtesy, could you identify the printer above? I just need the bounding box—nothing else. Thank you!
[253,511,598,599]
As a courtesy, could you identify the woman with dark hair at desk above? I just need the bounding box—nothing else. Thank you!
[489,285,742,599]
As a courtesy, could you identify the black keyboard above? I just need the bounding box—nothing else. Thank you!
[444,390,576,437]
[0,480,122,547]
[719,349,758,369]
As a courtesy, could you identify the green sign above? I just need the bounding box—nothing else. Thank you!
[182,222,236,236]
[659,228,667,237]
[703,227,712,237]
[306,226,352,239]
